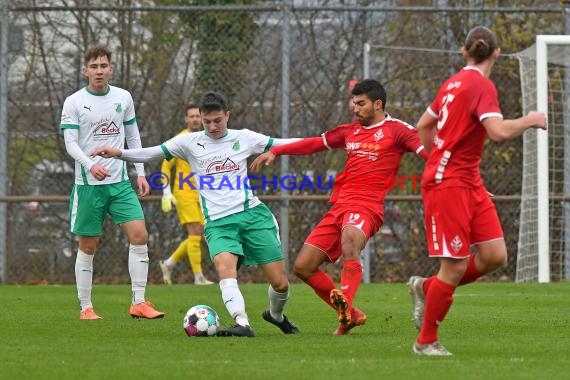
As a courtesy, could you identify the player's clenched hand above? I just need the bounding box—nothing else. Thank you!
[137,176,150,197]
[249,151,276,172]
[90,145,122,158]
[527,111,547,131]
[90,163,110,181]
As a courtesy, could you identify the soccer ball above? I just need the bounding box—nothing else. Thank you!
[183,305,220,337]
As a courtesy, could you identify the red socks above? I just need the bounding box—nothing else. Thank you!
[305,264,362,317]
[418,276,456,344]
[305,269,335,308]
[340,260,362,305]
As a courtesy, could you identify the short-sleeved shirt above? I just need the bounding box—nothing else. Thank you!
[60,85,138,185]
[160,129,274,222]
[323,115,425,215]
[421,66,503,190]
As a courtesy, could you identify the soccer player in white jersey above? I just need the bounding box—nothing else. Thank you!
[60,45,164,320]
[91,92,300,336]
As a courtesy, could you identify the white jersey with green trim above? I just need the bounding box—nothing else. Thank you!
[60,85,137,185]
[161,128,281,222]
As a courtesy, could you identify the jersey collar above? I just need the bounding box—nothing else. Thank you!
[463,65,485,76]
[362,113,391,129]
[85,85,111,96]
[204,129,229,139]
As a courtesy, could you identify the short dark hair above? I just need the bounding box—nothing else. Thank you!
[185,103,200,114]
[351,79,387,109]
[464,26,498,64]
[84,45,112,65]
[199,92,229,114]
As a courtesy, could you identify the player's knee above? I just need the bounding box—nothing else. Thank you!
[128,229,148,245]
[490,251,508,269]
[481,250,508,271]
[292,260,311,280]
[78,237,99,254]
[340,244,361,261]
[80,246,96,255]
[271,278,289,293]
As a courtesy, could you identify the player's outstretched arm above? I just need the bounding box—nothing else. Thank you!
[91,145,122,158]
[250,136,326,172]
[483,111,547,142]
[91,145,166,163]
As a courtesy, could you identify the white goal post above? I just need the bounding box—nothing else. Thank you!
[516,35,570,283]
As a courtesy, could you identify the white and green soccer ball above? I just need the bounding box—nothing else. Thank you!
[183,305,220,337]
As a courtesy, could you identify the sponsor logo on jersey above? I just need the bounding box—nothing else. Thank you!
[206,158,239,174]
[94,120,120,136]
[346,142,362,150]
[83,106,91,111]
[346,140,381,161]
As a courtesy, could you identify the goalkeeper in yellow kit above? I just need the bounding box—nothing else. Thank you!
[159,104,214,285]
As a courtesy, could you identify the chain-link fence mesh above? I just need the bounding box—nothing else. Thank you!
[1,1,566,284]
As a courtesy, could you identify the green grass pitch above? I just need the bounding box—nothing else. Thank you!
[2,282,570,379]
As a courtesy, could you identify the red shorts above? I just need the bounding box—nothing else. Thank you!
[305,202,383,262]
[422,186,503,258]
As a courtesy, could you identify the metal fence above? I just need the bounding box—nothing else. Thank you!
[0,1,567,284]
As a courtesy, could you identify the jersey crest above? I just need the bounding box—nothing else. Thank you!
[374,129,384,142]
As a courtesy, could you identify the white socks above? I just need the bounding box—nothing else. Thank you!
[75,245,150,310]
[129,244,149,305]
[219,278,249,326]
[75,249,94,311]
[268,285,290,322]
[164,257,176,268]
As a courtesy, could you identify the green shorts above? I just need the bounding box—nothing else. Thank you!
[204,203,282,266]
[69,180,144,236]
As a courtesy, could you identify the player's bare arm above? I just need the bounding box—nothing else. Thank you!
[250,151,276,172]
[416,111,438,154]
[483,111,547,142]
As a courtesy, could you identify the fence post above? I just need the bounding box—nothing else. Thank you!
[280,0,292,272]
[0,0,10,284]
[564,0,570,280]
[363,42,370,78]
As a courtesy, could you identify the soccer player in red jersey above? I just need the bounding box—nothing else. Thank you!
[251,79,427,334]
[408,26,547,356]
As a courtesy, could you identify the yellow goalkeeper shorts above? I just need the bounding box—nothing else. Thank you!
[175,195,205,225]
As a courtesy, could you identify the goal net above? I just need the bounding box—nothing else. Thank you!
[515,36,570,283]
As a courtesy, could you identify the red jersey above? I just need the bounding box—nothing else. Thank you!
[422,66,502,190]
[324,115,424,214]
